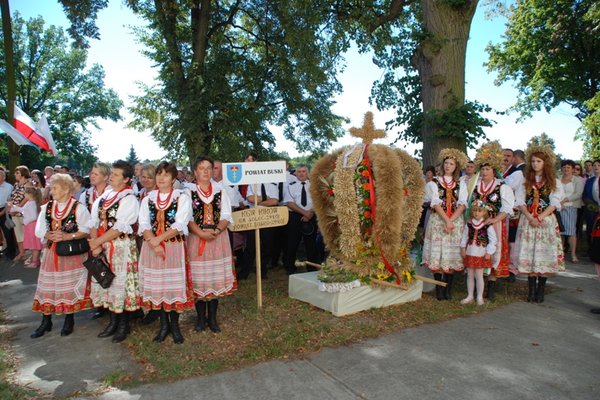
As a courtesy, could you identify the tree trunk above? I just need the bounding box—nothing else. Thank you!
[416,0,478,168]
[1,0,20,176]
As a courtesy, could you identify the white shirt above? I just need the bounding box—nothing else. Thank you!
[515,178,563,211]
[0,181,14,207]
[504,170,524,192]
[283,179,313,211]
[246,183,279,208]
[89,187,139,233]
[560,175,584,208]
[35,199,92,242]
[12,200,38,225]
[138,189,193,235]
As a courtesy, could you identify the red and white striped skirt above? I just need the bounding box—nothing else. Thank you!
[32,248,92,314]
[138,239,194,312]
[187,231,237,299]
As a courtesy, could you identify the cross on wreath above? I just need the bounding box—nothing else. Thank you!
[348,111,386,145]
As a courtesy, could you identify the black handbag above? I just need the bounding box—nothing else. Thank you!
[83,254,115,289]
[55,238,90,256]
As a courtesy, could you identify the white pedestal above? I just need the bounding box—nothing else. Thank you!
[289,271,423,317]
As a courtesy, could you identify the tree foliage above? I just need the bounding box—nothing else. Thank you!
[486,0,600,159]
[60,0,348,165]
[0,13,122,171]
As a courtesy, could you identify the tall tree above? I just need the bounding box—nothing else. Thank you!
[0,0,18,173]
[62,0,347,164]
[126,144,140,164]
[334,0,491,166]
[0,13,123,171]
[486,0,600,159]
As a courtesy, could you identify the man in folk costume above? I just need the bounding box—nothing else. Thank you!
[470,141,515,300]
[422,148,469,300]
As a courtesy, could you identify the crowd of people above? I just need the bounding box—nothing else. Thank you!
[0,152,322,343]
[1,143,598,343]
[421,143,600,308]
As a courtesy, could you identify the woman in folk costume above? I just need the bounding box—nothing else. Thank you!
[422,148,469,300]
[138,161,194,344]
[88,160,141,343]
[471,141,515,301]
[186,156,236,333]
[30,174,93,338]
[512,146,565,303]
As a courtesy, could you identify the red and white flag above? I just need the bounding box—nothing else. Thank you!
[13,105,55,154]
[36,114,59,156]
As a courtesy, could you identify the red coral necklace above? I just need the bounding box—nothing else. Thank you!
[197,183,212,198]
[479,178,496,197]
[53,198,73,220]
[156,189,174,210]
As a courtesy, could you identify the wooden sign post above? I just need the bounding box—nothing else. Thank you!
[223,161,287,309]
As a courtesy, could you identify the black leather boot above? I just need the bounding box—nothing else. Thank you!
[207,299,221,333]
[153,310,171,343]
[536,277,547,303]
[527,276,537,302]
[129,309,144,322]
[61,314,75,336]
[141,309,160,325]
[444,274,454,300]
[195,301,207,332]
[112,312,129,343]
[98,311,119,338]
[433,273,444,300]
[170,312,184,344]
[486,280,496,302]
[30,314,52,339]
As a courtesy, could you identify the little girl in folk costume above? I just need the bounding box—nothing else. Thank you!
[460,200,497,305]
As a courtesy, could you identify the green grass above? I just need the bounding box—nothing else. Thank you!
[122,269,527,386]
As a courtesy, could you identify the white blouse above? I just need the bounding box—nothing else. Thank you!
[89,187,139,234]
[35,199,92,242]
[460,219,498,254]
[514,178,564,211]
[560,175,584,208]
[11,200,39,225]
[426,177,468,208]
[138,189,193,236]
[471,178,515,216]
[185,182,233,224]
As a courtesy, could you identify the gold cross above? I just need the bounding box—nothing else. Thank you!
[349,112,386,145]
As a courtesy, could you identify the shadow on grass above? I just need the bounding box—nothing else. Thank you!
[121,269,529,386]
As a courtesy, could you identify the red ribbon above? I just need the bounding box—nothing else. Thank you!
[364,145,401,284]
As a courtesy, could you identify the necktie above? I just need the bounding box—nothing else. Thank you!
[261,184,267,202]
[301,182,307,207]
[278,182,284,202]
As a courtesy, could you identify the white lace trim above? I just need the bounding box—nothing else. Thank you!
[318,280,361,293]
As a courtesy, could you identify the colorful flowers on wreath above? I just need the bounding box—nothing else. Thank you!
[355,159,373,242]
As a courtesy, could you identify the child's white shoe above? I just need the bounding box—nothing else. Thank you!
[476,298,485,305]
[460,297,474,305]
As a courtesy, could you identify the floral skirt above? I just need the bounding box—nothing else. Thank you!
[32,249,92,314]
[90,237,142,313]
[188,231,237,299]
[138,240,194,312]
[512,214,565,275]
[422,213,464,273]
[464,244,492,270]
